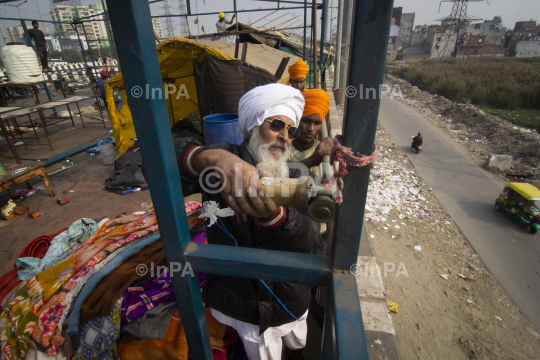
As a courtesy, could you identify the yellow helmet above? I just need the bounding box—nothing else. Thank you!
[218,12,225,19]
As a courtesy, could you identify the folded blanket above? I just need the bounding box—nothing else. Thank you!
[0,229,65,304]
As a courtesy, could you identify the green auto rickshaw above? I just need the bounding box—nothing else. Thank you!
[495,182,540,234]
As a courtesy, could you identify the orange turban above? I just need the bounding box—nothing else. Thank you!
[288,59,309,80]
[302,89,330,121]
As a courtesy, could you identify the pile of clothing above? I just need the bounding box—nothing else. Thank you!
[0,201,229,360]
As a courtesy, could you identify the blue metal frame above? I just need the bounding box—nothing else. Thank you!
[105,0,394,358]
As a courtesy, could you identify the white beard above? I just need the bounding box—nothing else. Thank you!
[248,127,290,178]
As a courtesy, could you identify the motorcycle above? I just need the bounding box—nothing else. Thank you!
[411,136,422,154]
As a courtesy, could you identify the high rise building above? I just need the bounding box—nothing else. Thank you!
[50,4,109,49]
[7,25,26,44]
[152,18,163,38]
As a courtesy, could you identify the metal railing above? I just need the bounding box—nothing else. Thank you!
[104,0,394,358]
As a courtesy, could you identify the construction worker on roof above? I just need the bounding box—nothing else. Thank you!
[216,12,235,33]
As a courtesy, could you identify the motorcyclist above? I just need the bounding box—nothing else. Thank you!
[412,132,423,147]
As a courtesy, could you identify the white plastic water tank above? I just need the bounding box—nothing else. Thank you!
[0,44,44,84]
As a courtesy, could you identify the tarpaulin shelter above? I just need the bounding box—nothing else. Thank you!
[105,37,275,155]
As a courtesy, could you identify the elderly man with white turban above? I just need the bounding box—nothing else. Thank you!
[174,83,323,360]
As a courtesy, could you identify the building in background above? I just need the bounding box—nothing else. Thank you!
[504,21,539,57]
[50,4,109,49]
[152,18,163,38]
[397,12,415,49]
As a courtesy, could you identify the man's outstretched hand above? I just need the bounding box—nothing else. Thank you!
[195,149,279,218]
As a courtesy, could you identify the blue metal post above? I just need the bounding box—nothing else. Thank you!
[43,84,58,117]
[186,0,191,15]
[104,0,212,358]
[303,0,307,61]
[20,20,34,49]
[327,0,395,358]
[319,0,327,76]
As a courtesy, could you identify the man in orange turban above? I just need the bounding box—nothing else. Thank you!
[289,89,334,181]
[287,59,310,91]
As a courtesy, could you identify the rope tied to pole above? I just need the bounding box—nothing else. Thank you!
[324,134,378,204]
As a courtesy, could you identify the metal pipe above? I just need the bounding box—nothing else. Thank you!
[0,17,72,24]
[256,0,323,4]
[337,0,352,104]
[73,25,90,73]
[312,0,318,88]
[249,9,279,26]
[100,0,120,71]
[152,6,308,18]
[303,0,307,61]
[186,0,191,15]
[320,0,327,77]
[43,136,109,167]
[261,12,290,27]
[333,0,343,89]
[185,25,310,40]
[20,20,33,49]
[81,23,99,83]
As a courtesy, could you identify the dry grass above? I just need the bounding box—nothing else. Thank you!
[391,57,540,110]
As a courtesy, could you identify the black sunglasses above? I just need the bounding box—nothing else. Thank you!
[264,118,299,138]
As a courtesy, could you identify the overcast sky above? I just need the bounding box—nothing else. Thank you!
[0,0,538,47]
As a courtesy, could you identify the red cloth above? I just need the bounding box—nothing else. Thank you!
[0,228,66,303]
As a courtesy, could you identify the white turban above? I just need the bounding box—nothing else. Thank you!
[238,83,305,138]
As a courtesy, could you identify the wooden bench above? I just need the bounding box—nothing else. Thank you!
[0,164,55,197]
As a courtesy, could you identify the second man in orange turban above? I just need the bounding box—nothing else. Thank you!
[289,89,334,181]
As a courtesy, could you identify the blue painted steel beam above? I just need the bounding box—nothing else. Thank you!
[19,20,33,49]
[43,84,58,117]
[319,0,326,70]
[332,0,394,271]
[1,17,72,24]
[184,242,332,286]
[333,272,369,358]
[105,0,212,359]
[43,136,109,167]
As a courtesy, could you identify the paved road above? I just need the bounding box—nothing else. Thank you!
[378,96,540,332]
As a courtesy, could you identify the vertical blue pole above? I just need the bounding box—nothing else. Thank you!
[319,0,326,75]
[186,0,191,15]
[105,0,213,358]
[330,0,394,358]
[303,0,307,61]
[43,84,58,117]
[20,20,34,50]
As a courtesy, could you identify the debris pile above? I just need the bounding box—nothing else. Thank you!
[366,135,432,222]
[384,74,540,181]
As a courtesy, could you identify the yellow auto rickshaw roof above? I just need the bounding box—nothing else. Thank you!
[506,183,540,200]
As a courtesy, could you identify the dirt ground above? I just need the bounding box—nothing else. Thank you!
[369,123,540,359]
[383,74,540,184]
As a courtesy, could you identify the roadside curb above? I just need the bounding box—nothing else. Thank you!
[324,76,400,360]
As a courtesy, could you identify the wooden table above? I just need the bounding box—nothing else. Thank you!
[0,164,55,197]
